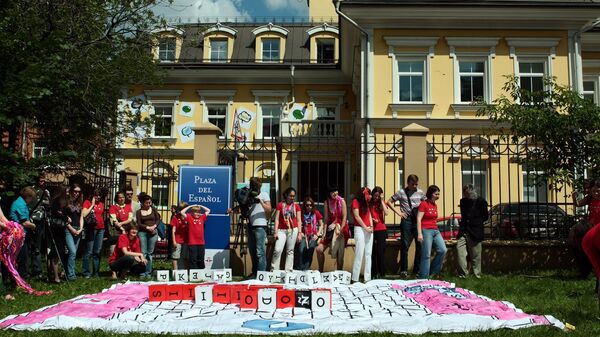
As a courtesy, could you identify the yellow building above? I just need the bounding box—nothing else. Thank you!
[118,0,600,239]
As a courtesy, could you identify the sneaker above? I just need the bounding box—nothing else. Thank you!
[399,271,408,278]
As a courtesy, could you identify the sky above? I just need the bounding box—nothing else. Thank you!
[153,0,309,23]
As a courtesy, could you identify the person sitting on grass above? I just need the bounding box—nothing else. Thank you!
[181,204,211,269]
[108,224,147,279]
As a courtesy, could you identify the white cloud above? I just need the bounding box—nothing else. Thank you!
[264,0,307,13]
[153,0,250,22]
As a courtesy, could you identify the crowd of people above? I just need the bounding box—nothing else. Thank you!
[1,173,600,316]
[242,175,489,283]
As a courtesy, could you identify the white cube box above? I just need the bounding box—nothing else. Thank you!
[321,272,337,284]
[194,284,213,304]
[257,271,274,283]
[297,272,308,285]
[173,270,188,282]
[337,271,351,285]
[212,270,227,283]
[188,269,203,282]
[311,289,332,311]
[273,270,286,283]
[224,268,233,282]
[257,288,277,312]
[284,272,298,285]
[202,269,214,281]
[306,270,322,286]
[156,270,170,282]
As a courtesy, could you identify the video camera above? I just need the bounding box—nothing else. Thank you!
[233,186,260,220]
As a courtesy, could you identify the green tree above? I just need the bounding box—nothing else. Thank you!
[481,76,600,190]
[0,0,171,193]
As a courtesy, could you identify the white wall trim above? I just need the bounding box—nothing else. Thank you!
[446,37,500,58]
[252,23,289,37]
[196,90,237,98]
[151,27,184,36]
[384,37,438,58]
[506,37,560,59]
[204,23,237,36]
[252,90,290,97]
[144,90,183,98]
[306,23,339,36]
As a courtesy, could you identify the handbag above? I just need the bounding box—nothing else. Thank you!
[84,210,97,227]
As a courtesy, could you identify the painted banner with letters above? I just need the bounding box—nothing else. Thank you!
[0,280,564,334]
[178,165,232,268]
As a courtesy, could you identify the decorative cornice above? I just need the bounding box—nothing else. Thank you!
[306,90,345,97]
[306,23,339,36]
[251,90,290,97]
[144,90,183,98]
[151,26,184,36]
[446,37,500,58]
[384,37,439,58]
[252,23,289,37]
[389,104,435,119]
[203,22,237,36]
[196,90,237,98]
[451,104,487,119]
[506,37,560,58]
[583,59,600,69]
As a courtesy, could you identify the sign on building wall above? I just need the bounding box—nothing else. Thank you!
[178,165,232,268]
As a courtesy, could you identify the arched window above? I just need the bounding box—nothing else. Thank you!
[147,161,175,210]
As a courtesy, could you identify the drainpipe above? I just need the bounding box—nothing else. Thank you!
[334,0,374,189]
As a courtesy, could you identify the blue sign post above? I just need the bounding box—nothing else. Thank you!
[178,165,232,268]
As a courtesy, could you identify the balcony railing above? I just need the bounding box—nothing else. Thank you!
[280,120,354,139]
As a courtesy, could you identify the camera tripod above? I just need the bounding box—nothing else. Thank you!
[232,215,249,277]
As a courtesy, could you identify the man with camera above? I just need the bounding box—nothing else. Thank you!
[245,177,271,277]
[29,175,50,279]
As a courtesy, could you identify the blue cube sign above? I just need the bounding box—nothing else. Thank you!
[178,166,232,214]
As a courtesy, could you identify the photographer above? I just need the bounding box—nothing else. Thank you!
[246,177,271,277]
[30,175,50,279]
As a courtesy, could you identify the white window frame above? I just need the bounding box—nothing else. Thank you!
[158,37,176,62]
[396,58,426,103]
[316,38,335,64]
[446,37,499,105]
[209,38,228,63]
[261,38,280,63]
[197,90,236,139]
[583,75,599,104]
[517,59,547,93]
[150,102,175,138]
[456,57,488,104]
[461,159,489,200]
[252,90,289,139]
[32,142,47,158]
[522,164,548,202]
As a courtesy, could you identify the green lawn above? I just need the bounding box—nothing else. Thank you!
[0,261,598,336]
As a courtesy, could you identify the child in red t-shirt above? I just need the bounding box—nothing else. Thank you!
[180,204,211,269]
[170,202,188,270]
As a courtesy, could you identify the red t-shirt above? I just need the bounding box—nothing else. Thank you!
[109,204,132,223]
[83,200,104,230]
[418,200,438,230]
[276,202,301,230]
[302,210,323,236]
[170,215,188,244]
[186,213,207,245]
[108,233,141,264]
[588,198,600,226]
[370,203,386,231]
[352,199,372,228]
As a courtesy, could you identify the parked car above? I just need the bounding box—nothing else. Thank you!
[437,214,461,240]
[484,202,573,239]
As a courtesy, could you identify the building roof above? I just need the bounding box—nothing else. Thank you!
[170,22,338,65]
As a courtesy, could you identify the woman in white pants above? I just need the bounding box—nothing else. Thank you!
[351,187,374,282]
[272,187,301,271]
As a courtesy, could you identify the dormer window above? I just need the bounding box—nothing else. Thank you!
[316,38,335,63]
[203,23,237,63]
[158,38,176,62]
[210,39,228,62]
[262,38,280,63]
[307,23,339,64]
[151,27,184,63]
[252,23,289,63]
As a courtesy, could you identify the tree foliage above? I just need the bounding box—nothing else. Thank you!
[0,0,170,191]
[481,76,600,190]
